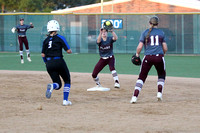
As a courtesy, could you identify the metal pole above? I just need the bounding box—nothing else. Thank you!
[101,0,103,13]
[181,15,184,54]
[175,15,177,53]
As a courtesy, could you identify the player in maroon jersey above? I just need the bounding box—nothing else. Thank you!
[92,27,120,88]
[12,18,34,64]
[130,16,168,103]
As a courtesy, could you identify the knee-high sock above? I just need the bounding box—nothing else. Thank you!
[19,51,23,59]
[111,70,119,83]
[63,84,70,101]
[93,77,100,86]
[26,49,30,57]
[133,79,143,97]
[157,78,165,93]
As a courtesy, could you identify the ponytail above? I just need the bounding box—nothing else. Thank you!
[145,25,153,45]
[145,16,159,44]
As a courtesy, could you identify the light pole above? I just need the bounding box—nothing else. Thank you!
[101,0,103,13]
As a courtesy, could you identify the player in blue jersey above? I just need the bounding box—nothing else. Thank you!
[130,16,168,103]
[41,20,72,106]
[13,18,34,64]
[92,27,120,88]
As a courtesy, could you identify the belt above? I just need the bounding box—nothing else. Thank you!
[148,54,163,56]
[101,55,113,59]
[46,57,61,61]
[18,35,26,37]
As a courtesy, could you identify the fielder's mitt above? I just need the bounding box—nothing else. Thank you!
[103,20,113,31]
[11,27,16,33]
[131,54,141,66]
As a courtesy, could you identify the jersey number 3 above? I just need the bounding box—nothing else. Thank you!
[48,41,52,48]
[150,35,159,46]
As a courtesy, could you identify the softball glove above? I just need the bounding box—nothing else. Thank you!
[131,54,141,66]
[103,20,113,31]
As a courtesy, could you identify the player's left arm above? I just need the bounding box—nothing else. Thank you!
[26,23,34,29]
[66,49,72,54]
[162,42,168,54]
[97,28,103,44]
[58,35,72,54]
[64,41,72,54]
[111,29,118,41]
[162,33,168,54]
[30,22,34,28]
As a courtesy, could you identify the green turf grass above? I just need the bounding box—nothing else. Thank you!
[0,52,199,78]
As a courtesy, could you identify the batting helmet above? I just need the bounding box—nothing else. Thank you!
[47,20,60,33]
[149,16,159,25]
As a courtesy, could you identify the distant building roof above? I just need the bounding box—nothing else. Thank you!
[149,0,200,10]
[51,0,131,13]
[51,0,200,13]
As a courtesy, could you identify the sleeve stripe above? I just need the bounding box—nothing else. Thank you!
[57,35,70,49]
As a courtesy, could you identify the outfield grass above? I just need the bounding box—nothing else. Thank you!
[0,52,199,78]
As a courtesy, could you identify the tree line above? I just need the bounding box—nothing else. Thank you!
[0,0,111,13]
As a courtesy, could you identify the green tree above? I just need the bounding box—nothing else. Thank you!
[44,0,110,10]
[19,0,44,12]
[0,0,17,12]
[5,0,18,12]
[0,0,5,12]
[0,0,112,12]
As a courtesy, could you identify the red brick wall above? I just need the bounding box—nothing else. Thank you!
[73,0,200,13]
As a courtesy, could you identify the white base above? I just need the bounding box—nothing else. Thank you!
[87,86,110,92]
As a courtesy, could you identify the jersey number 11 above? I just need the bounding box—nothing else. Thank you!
[150,35,159,46]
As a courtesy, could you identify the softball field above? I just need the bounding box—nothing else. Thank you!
[0,70,200,133]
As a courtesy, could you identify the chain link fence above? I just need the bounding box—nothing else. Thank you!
[0,13,199,54]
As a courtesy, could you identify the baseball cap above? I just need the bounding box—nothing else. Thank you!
[20,18,24,21]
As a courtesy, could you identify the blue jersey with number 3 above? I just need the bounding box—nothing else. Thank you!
[42,34,70,57]
[139,28,166,55]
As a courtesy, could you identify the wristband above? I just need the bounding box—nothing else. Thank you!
[42,57,47,63]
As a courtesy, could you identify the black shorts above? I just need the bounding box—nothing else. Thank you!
[46,58,70,88]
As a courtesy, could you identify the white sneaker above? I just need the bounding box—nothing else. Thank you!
[46,84,54,99]
[27,57,31,62]
[114,83,120,88]
[21,59,24,64]
[130,96,137,104]
[63,100,72,106]
[157,92,162,101]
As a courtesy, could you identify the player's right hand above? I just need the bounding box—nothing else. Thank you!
[100,28,103,33]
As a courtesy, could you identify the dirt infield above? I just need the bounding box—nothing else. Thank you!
[0,70,200,133]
